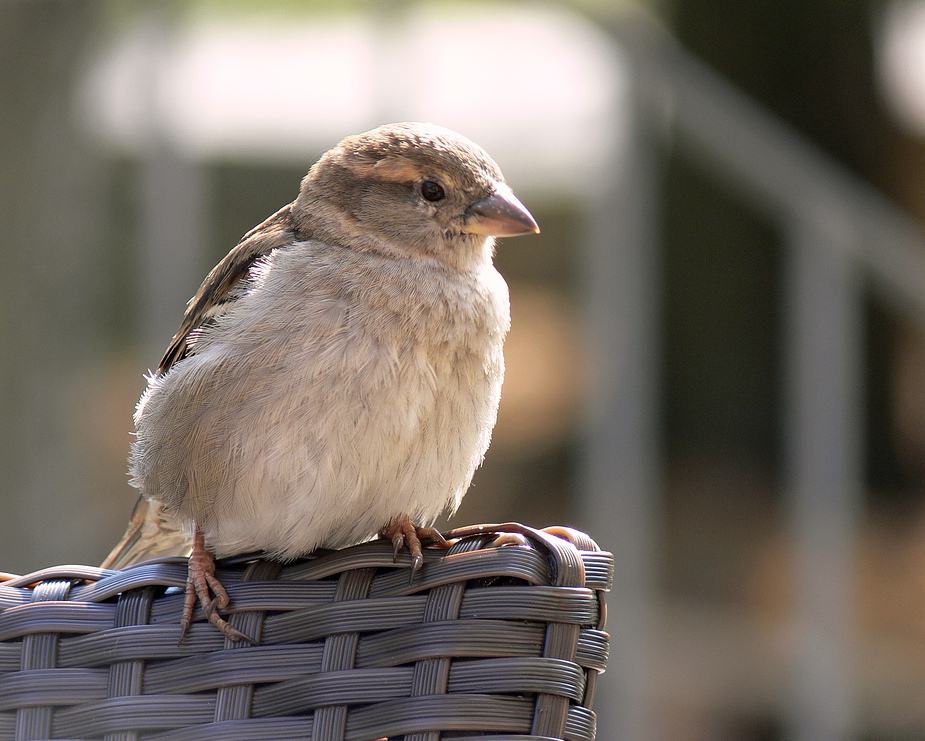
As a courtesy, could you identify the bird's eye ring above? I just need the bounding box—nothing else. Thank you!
[420,180,445,202]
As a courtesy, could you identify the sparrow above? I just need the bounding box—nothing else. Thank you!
[103,122,539,641]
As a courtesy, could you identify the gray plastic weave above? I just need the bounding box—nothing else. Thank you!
[0,523,611,741]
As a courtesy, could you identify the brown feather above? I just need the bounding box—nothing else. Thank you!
[100,498,192,569]
[158,204,297,374]
[104,205,298,568]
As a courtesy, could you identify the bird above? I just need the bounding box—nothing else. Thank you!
[103,122,539,641]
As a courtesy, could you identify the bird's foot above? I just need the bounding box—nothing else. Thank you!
[180,528,254,644]
[381,514,449,577]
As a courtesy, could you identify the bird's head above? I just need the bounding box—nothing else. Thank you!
[293,122,539,271]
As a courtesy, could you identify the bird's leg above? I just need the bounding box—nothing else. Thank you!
[381,514,450,575]
[180,527,253,644]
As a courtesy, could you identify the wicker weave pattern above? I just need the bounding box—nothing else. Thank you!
[0,524,611,741]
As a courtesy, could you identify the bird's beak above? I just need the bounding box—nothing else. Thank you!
[464,183,540,237]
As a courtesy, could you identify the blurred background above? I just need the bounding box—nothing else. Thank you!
[4,0,925,739]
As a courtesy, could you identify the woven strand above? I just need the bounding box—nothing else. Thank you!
[15,579,74,741]
[213,559,282,723]
[104,584,156,741]
[405,532,485,741]
[311,566,375,741]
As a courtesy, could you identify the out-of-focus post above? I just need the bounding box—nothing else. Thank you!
[579,63,663,741]
[784,214,863,741]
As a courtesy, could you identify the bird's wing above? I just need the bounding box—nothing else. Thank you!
[101,204,298,571]
[158,203,297,373]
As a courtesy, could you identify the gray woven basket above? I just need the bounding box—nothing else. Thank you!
[0,523,611,741]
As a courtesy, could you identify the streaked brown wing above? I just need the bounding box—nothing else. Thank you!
[158,203,297,374]
[101,204,299,570]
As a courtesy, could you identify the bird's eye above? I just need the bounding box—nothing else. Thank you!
[420,180,445,202]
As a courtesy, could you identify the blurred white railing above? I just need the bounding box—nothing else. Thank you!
[582,12,925,741]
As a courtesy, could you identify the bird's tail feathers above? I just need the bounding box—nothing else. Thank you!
[101,497,193,569]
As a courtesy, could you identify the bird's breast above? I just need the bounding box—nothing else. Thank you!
[134,241,511,559]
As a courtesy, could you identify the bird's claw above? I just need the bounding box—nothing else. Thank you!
[381,516,449,583]
[180,530,254,645]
